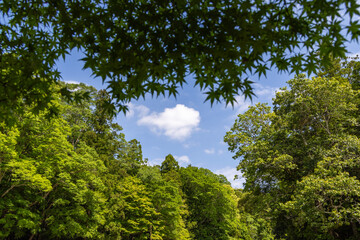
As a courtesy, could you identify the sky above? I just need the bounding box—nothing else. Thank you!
[56,44,360,188]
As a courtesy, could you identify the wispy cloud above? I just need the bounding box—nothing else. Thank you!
[126,103,150,118]
[64,80,81,85]
[147,158,163,167]
[138,104,200,141]
[204,148,215,154]
[253,83,279,100]
[147,155,191,167]
[232,83,279,115]
[234,98,252,115]
[174,155,191,167]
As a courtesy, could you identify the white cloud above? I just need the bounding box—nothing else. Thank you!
[137,104,200,141]
[219,138,227,145]
[204,148,215,154]
[64,80,83,92]
[174,155,190,167]
[64,80,81,85]
[126,103,150,118]
[183,143,191,148]
[253,83,279,99]
[147,155,190,167]
[234,99,252,115]
[232,83,279,115]
[147,158,163,167]
[215,167,245,189]
[126,105,135,118]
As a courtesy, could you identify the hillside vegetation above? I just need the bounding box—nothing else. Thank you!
[1,60,360,239]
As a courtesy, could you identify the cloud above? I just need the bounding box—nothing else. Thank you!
[64,80,81,85]
[204,148,215,154]
[232,83,279,115]
[183,143,191,148]
[147,155,190,167]
[234,98,252,115]
[174,155,190,167]
[147,158,163,167]
[215,167,245,189]
[126,103,150,118]
[253,83,279,99]
[64,80,83,92]
[138,104,200,141]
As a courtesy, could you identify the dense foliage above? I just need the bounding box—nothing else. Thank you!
[225,60,360,239]
[0,83,248,239]
[2,5,360,233]
[1,0,360,121]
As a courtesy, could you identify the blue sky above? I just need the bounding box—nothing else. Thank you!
[57,44,360,188]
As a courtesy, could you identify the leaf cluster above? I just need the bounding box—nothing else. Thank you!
[0,82,256,239]
[225,60,360,239]
[1,0,360,118]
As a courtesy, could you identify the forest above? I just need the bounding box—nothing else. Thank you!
[2,0,360,239]
[1,59,360,239]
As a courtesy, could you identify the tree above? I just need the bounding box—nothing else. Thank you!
[138,166,190,240]
[61,82,97,150]
[116,176,163,240]
[0,109,107,239]
[1,0,360,120]
[160,154,180,174]
[225,74,360,239]
[235,189,275,240]
[180,166,242,239]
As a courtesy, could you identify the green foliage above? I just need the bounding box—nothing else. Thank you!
[138,166,190,240]
[160,154,180,174]
[282,135,360,239]
[180,166,243,239]
[225,69,360,239]
[234,189,276,240]
[117,176,162,240]
[1,0,360,120]
[1,81,261,239]
[0,110,107,239]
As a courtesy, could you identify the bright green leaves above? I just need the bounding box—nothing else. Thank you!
[138,166,190,240]
[180,166,242,239]
[283,150,360,239]
[118,176,162,240]
[0,128,45,238]
[0,103,107,239]
[225,65,360,238]
[274,75,357,137]
[224,61,360,239]
[5,157,53,194]
[0,125,19,163]
[224,103,274,163]
[0,79,269,239]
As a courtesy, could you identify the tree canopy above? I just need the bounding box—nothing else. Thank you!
[0,81,253,239]
[224,60,360,239]
[1,0,360,120]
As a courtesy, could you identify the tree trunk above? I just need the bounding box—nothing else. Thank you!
[352,222,359,239]
[149,225,152,240]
